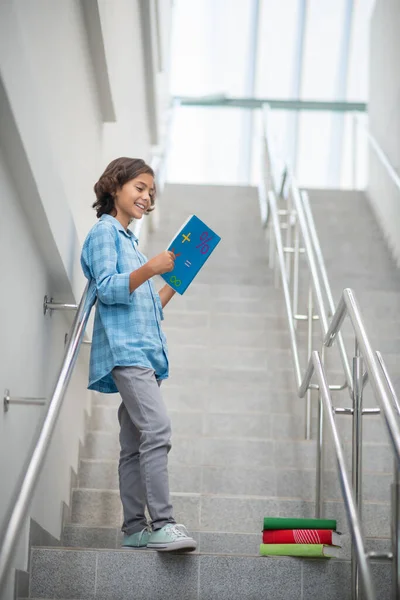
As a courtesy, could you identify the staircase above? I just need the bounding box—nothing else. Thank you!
[26,185,398,599]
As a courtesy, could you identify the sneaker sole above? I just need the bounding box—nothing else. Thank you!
[147,540,197,552]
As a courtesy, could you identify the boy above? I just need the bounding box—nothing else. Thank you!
[81,157,196,552]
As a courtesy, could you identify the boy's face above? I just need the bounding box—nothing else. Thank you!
[114,173,154,224]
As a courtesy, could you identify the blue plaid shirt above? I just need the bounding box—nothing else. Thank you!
[80,214,169,393]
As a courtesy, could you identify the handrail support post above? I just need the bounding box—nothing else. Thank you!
[392,461,400,600]
[306,284,313,440]
[351,341,364,600]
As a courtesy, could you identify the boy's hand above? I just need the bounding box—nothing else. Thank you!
[148,251,176,275]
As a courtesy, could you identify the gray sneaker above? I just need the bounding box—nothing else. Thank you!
[147,523,197,552]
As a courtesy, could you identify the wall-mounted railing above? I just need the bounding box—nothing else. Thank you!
[352,113,400,269]
[0,281,95,594]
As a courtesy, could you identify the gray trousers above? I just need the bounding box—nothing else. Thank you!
[111,366,176,534]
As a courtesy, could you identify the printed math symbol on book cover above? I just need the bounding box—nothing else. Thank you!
[170,247,182,258]
[184,260,191,268]
[169,275,182,287]
[196,231,212,255]
[181,232,191,243]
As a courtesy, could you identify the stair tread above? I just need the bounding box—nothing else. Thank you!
[70,488,391,503]
[31,544,353,560]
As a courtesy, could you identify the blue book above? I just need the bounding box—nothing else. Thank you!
[161,215,221,294]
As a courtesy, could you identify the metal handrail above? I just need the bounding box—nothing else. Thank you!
[0,280,96,593]
[261,106,352,405]
[365,129,400,191]
[300,351,376,600]
[376,351,400,418]
[354,114,400,192]
[300,191,353,390]
[267,187,347,398]
[323,290,400,599]
[268,190,302,386]
[262,105,352,393]
[325,289,400,463]
[376,351,400,599]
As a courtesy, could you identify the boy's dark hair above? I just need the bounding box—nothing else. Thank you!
[93,157,156,218]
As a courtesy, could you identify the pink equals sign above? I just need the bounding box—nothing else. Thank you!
[184,260,191,268]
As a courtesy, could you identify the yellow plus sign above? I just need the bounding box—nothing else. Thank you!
[182,232,191,243]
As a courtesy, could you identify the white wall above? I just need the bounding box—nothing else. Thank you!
[0,1,172,597]
[368,0,400,265]
[100,0,152,165]
[12,0,104,247]
[0,145,91,600]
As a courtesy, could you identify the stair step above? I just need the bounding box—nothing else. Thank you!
[77,459,392,502]
[160,365,307,391]
[90,384,330,414]
[89,407,321,439]
[162,387,309,414]
[29,546,392,600]
[164,346,294,372]
[81,430,393,471]
[63,524,122,550]
[88,404,391,444]
[69,488,390,537]
[60,524,393,561]
[91,370,400,414]
[164,326,294,349]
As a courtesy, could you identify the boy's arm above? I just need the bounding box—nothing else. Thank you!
[88,224,175,304]
[158,284,176,308]
[130,253,175,293]
[129,263,154,293]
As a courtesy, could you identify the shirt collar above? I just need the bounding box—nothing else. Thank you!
[100,214,138,242]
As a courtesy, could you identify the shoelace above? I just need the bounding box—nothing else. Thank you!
[137,526,151,545]
[165,523,190,539]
